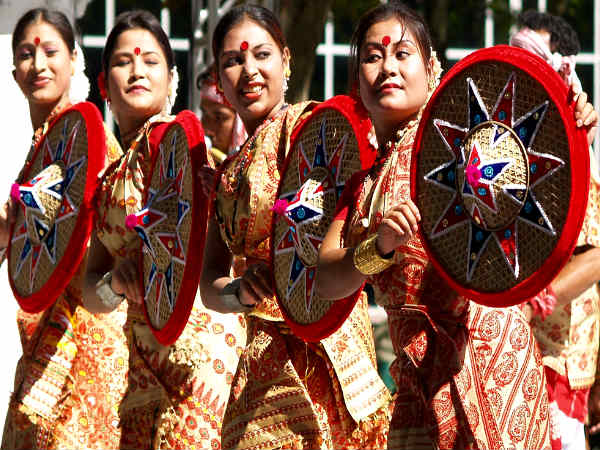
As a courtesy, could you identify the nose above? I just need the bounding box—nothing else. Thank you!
[242,55,258,80]
[129,57,144,81]
[33,48,47,72]
[381,54,399,77]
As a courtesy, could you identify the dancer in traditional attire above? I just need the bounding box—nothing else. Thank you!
[83,10,245,449]
[510,11,600,450]
[198,65,247,163]
[316,3,593,448]
[0,8,127,449]
[199,5,390,449]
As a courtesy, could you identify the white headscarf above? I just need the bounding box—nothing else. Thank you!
[69,41,90,104]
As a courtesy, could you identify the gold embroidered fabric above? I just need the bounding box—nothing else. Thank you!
[214,102,391,449]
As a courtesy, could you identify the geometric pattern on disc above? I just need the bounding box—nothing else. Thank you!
[424,73,565,280]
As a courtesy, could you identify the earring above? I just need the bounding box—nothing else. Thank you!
[217,81,224,93]
[283,67,291,94]
[428,76,436,92]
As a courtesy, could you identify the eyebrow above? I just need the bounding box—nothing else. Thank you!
[363,39,417,49]
[221,42,273,56]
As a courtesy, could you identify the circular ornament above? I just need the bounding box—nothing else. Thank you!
[127,111,208,344]
[8,102,107,312]
[271,95,374,341]
[412,46,589,306]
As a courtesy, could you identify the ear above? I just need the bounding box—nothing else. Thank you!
[282,47,291,71]
[70,47,77,76]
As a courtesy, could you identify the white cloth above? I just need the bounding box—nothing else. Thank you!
[555,406,586,450]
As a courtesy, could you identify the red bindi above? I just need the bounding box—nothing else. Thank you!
[34,37,40,46]
[240,41,249,51]
[382,36,391,47]
[134,47,141,56]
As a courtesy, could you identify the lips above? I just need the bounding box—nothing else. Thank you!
[31,77,51,88]
[126,84,150,94]
[241,82,264,100]
[379,82,402,92]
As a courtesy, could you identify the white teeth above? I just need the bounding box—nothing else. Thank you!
[244,85,262,94]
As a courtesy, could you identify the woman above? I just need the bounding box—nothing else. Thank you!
[1,8,126,449]
[198,65,247,163]
[317,3,595,448]
[83,10,245,449]
[199,5,390,450]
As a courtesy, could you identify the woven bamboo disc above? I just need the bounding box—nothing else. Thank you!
[412,46,589,306]
[8,103,106,312]
[272,96,372,341]
[127,111,207,345]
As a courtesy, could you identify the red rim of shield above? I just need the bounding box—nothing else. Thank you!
[8,102,106,312]
[140,110,207,345]
[411,45,589,306]
[272,95,374,341]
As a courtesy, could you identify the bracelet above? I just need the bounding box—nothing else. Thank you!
[353,234,394,275]
[220,278,255,313]
[95,271,125,310]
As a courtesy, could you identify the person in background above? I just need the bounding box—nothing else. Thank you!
[1,8,126,449]
[511,10,600,450]
[197,65,246,164]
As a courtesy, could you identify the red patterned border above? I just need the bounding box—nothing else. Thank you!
[272,95,373,342]
[141,110,207,345]
[8,102,106,312]
[412,45,590,306]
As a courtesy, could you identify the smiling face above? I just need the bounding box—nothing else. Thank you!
[106,28,171,133]
[217,18,289,134]
[358,18,431,139]
[13,20,74,109]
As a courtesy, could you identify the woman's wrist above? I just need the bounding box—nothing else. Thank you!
[220,277,255,313]
[353,234,394,276]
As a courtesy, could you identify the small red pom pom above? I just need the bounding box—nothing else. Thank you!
[10,183,20,202]
[240,41,249,51]
[125,214,137,230]
[271,199,289,217]
[381,36,391,47]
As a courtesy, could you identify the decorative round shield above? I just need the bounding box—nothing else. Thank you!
[271,95,374,342]
[8,102,106,312]
[412,45,589,306]
[126,111,207,345]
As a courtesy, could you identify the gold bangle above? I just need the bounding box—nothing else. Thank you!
[353,234,394,275]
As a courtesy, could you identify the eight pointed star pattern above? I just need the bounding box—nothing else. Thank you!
[275,117,348,314]
[12,119,85,292]
[424,73,564,281]
[126,131,190,324]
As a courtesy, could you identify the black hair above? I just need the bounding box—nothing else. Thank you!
[517,10,580,55]
[349,2,433,89]
[12,8,75,54]
[211,4,287,66]
[101,9,174,75]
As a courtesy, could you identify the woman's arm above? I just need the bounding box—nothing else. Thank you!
[200,218,272,313]
[551,246,600,307]
[317,200,421,300]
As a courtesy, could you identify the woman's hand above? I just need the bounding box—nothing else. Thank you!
[0,198,17,248]
[573,89,598,147]
[239,262,272,307]
[198,164,216,197]
[375,200,421,255]
[111,258,142,304]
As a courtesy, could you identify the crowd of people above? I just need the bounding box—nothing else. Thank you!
[0,2,598,450]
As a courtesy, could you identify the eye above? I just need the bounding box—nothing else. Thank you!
[145,58,159,66]
[222,55,242,68]
[17,50,32,60]
[45,48,58,57]
[396,50,410,59]
[255,51,271,60]
[362,52,381,64]
[113,58,129,67]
